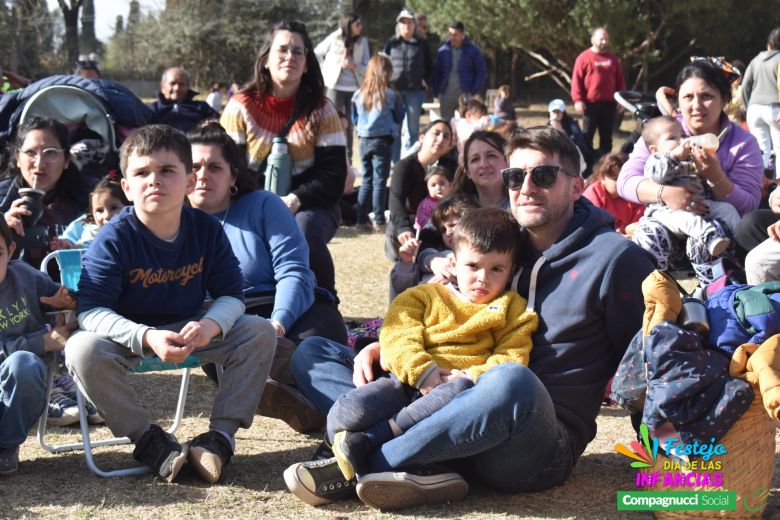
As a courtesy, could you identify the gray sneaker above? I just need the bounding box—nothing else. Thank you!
[356,465,469,510]
[0,445,20,476]
[283,457,357,506]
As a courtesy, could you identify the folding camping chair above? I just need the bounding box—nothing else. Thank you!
[35,249,203,477]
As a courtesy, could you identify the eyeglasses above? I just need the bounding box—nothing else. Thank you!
[274,45,307,59]
[20,147,64,163]
[501,165,573,190]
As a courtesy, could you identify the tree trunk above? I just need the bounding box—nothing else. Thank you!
[57,0,83,69]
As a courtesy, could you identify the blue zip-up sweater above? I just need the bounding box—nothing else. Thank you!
[513,198,655,459]
[211,190,316,332]
[431,37,487,97]
[78,206,243,327]
[351,89,405,138]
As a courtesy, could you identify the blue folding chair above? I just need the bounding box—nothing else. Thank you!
[36,249,204,477]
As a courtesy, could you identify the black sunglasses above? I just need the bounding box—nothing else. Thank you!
[501,165,572,190]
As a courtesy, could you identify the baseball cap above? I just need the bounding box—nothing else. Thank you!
[449,21,465,32]
[396,8,415,22]
[548,99,567,113]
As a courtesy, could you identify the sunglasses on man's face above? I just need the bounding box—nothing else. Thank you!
[501,165,571,190]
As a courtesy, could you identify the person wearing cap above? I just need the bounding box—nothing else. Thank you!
[383,8,433,161]
[570,27,625,160]
[547,98,592,174]
[74,59,100,80]
[431,21,487,122]
[148,67,218,133]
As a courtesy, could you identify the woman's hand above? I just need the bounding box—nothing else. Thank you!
[660,184,707,214]
[4,198,30,236]
[280,193,301,214]
[689,145,726,186]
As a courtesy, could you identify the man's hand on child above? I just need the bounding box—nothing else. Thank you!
[39,285,76,310]
[398,239,420,263]
[144,329,195,363]
[353,341,390,387]
[419,367,451,395]
[179,318,221,349]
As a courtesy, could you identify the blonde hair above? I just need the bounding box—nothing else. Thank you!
[359,53,393,112]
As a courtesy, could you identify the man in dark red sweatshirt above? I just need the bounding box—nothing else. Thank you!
[571,27,625,160]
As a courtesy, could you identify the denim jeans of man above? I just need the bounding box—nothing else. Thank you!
[357,136,393,225]
[291,337,574,492]
[392,90,425,162]
[0,351,47,448]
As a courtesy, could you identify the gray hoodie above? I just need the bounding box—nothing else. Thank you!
[742,49,780,106]
[513,198,655,459]
[0,260,59,363]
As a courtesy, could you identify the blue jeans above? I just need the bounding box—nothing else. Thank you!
[0,351,47,448]
[392,89,425,162]
[357,136,393,225]
[291,337,575,492]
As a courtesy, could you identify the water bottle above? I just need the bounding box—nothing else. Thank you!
[264,137,293,196]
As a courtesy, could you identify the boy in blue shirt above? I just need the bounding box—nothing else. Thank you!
[65,125,276,483]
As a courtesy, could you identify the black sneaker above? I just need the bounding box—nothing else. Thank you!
[186,430,234,483]
[311,438,334,461]
[0,445,19,476]
[332,430,372,480]
[132,424,188,483]
[283,457,357,506]
[356,465,469,510]
[258,379,325,434]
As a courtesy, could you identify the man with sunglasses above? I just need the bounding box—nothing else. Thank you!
[285,126,654,510]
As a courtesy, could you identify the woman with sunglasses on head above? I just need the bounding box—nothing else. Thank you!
[617,59,763,282]
[0,116,93,268]
[221,21,347,301]
[314,12,370,164]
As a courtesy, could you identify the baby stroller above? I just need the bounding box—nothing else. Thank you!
[613,90,661,155]
[0,74,151,177]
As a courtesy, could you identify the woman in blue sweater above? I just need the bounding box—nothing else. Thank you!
[187,122,347,432]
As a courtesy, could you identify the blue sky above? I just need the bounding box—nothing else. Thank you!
[46,0,161,42]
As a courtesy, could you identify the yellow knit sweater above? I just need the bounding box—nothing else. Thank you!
[380,284,538,387]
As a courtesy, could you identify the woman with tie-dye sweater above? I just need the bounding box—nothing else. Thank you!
[220,20,347,300]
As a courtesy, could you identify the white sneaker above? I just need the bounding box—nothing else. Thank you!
[707,236,730,257]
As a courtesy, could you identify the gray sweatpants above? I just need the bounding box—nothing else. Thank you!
[65,314,276,442]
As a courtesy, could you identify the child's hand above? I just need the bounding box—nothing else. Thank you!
[446,368,472,382]
[40,285,76,310]
[428,255,456,284]
[669,141,690,161]
[418,367,451,395]
[50,237,75,251]
[143,329,194,363]
[398,238,420,263]
[179,318,221,350]
[43,313,78,352]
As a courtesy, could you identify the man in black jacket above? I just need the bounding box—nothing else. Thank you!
[383,9,433,161]
[148,67,217,133]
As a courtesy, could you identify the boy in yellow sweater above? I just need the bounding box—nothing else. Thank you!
[329,207,538,480]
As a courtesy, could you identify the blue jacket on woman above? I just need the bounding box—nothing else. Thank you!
[430,37,487,97]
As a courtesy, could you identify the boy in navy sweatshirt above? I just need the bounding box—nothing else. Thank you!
[65,125,276,483]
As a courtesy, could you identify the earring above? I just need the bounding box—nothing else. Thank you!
[229,185,238,196]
